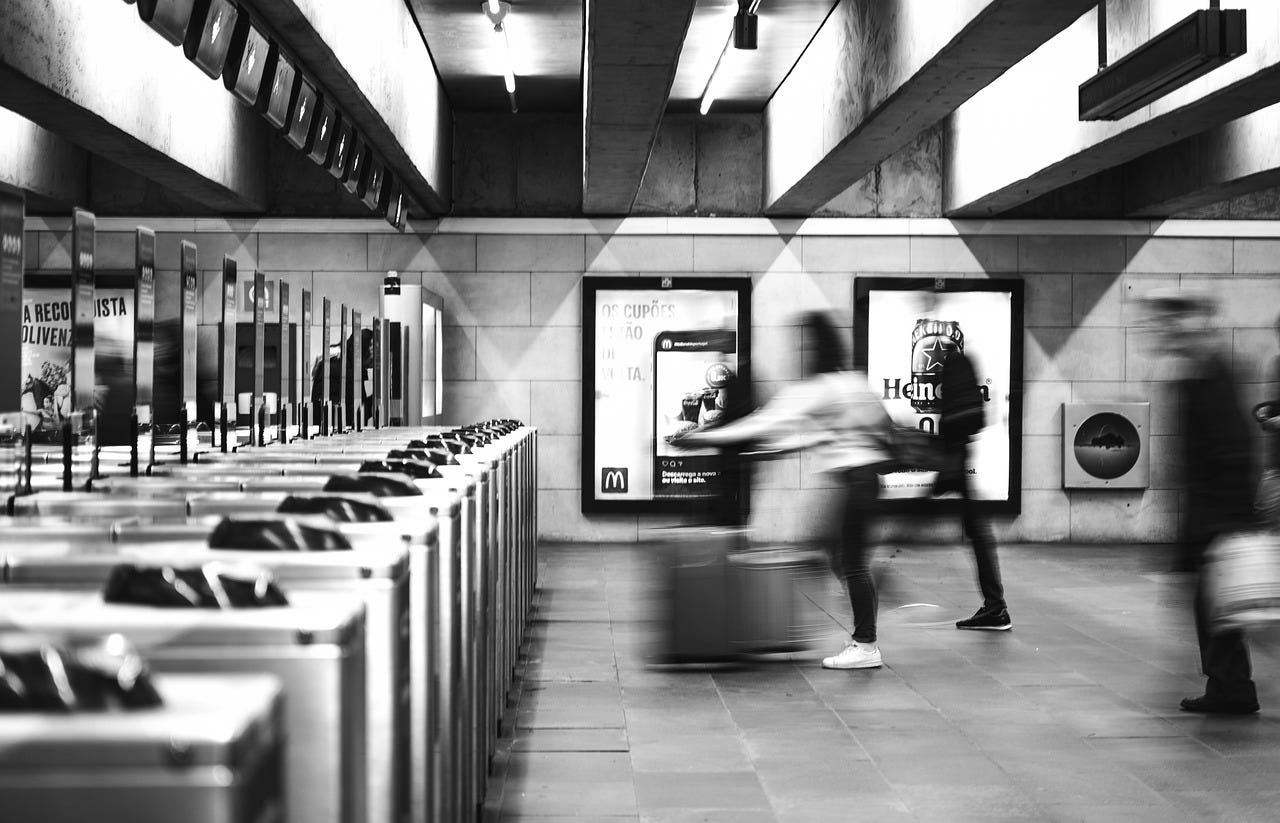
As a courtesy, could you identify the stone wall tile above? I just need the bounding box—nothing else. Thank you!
[479,235,584,272]
[537,434,580,490]
[752,271,842,326]
[1072,274,1122,327]
[443,325,476,381]
[1184,275,1280,328]
[1023,435,1063,490]
[802,237,910,273]
[422,272,531,327]
[368,233,476,272]
[1025,328,1126,382]
[312,272,381,319]
[476,326,579,381]
[155,232,258,271]
[530,381,581,435]
[260,233,364,271]
[998,490,1071,542]
[1019,236,1125,273]
[752,325,803,382]
[443,379,530,422]
[1022,381,1071,436]
[1068,489,1178,542]
[541,490,638,541]
[1023,274,1072,327]
[909,236,1018,273]
[693,236,800,272]
[585,236,693,272]
[532,272,581,327]
[1125,237,1233,274]
[1233,239,1280,274]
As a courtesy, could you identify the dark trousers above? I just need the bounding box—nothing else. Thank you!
[832,467,881,644]
[1194,573,1258,703]
[944,445,1006,610]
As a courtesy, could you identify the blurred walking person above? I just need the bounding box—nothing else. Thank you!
[937,346,1012,631]
[676,311,896,669]
[1147,289,1259,715]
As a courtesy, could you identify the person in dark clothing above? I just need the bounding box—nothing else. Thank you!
[310,328,375,428]
[937,347,1011,631]
[1148,289,1259,715]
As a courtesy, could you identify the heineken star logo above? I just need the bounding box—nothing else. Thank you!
[920,337,949,373]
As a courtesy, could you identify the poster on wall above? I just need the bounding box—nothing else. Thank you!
[21,274,135,444]
[582,277,751,514]
[854,278,1024,513]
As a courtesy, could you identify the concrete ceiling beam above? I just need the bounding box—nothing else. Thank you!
[583,0,699,215]
[945,1,1280,217]
[1123,102,1280,217]
[763,0,1096,217]
[0,108,88,210]
[0,0,267,214]
[272,0,451,216]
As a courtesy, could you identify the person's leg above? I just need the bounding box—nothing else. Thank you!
[960,455,1005,611]
[842,471,878,644]
[823,468,882,669]
[1185,573,1258,711]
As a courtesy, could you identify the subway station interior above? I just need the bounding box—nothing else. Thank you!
[3,0,1280,821]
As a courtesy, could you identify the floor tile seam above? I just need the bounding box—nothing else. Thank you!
[592,541,642,800]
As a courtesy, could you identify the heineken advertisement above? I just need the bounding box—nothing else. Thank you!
[855,278,1024,513]
[582,277,752,514]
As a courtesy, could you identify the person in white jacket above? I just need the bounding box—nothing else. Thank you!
[675,311,896,669]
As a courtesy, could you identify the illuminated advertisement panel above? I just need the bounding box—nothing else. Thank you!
[582,277,751,513]
[855,278,1024,514]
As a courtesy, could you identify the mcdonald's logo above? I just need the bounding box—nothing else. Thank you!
[600,467,629,493]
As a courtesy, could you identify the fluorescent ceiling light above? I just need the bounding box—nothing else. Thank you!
[482,0,517,111]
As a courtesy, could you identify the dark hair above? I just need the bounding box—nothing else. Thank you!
[800,311,846,375]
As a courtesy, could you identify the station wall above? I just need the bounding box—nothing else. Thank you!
[22,217,1280,545]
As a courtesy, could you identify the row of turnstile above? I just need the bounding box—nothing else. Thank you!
[0,420,538,823]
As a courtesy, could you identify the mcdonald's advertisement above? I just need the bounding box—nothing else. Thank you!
[21,285,134,444]
[855,278,1024,513]
[583,277,751,513]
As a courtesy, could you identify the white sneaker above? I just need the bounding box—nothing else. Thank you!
[821,640,882,669]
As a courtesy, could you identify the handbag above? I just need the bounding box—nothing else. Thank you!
[1257,469,1280,530]
[880,424,948,474]
[1205,530,1280,631]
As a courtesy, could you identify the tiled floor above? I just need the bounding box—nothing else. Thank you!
[484,539,1280,822]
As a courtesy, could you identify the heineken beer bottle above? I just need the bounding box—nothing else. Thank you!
[909,319,964,414]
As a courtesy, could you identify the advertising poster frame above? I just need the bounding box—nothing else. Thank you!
[854,277,1024,515]
[581,276,751,515]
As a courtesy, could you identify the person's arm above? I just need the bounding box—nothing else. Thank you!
[676,382,821,448]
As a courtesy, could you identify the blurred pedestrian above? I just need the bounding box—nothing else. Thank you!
[675,311,896,669]
[1147,288,1259,714]
[1254,313,1280,528]
[937,346,1012,631]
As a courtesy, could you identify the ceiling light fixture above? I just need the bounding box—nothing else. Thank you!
[482,0,518,113]
[699,0,761,116]
[1079,1,1246,121]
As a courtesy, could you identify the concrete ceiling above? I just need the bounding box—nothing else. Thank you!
[405,0,839,113]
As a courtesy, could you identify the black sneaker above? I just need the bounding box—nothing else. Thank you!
[956,606,1012,631]
[1179,695,1259,715]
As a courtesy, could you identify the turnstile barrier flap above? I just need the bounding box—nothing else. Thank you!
[0,589,366,648]
[0,518,115,552]
[0,633,163,711]
[0,672,283,769]
[90,476,245,495]
[12,493,188,520]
